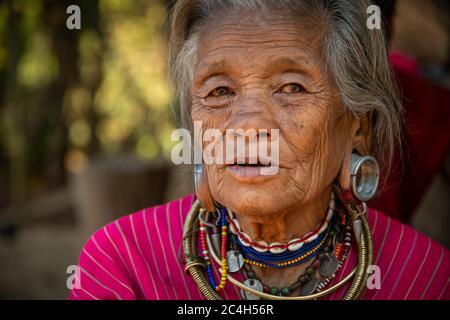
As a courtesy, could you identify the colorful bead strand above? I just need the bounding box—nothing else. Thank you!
[199,209,217,289]
[235,212,338,269]
[242,232,328,269]
[217,208,228,290]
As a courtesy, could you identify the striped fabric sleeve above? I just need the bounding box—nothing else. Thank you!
[69,195,450,300]
[69,225,138,300]
[363,209,450,300]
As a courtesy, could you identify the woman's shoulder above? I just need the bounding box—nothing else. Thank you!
[81,193,196,258]
[366,208,450,299]
[71,194,197,300]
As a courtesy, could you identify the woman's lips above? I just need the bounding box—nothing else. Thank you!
[227,164,265,176]
[226,164,280,182]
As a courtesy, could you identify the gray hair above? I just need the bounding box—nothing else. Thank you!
[167,0,403,173]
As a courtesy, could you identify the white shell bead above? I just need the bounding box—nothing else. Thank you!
[319,222,328,234]
[326,208,334,220]
[229,218,240,234]
[238,232,251,247]
[226,208,234,219]
[330,199,336,211]
[302,232,312,243]
[305,233,318,243]
[269,242,287,254]
[287,240,304,252]
[253,240,269,253]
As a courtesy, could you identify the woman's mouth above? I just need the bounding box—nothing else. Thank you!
[226,160,280,182]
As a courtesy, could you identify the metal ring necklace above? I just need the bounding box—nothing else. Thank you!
[183,194,373,300]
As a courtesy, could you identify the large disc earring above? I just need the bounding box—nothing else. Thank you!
[350,154,380,202]
[194,164,215,211]
[194,164,203,195]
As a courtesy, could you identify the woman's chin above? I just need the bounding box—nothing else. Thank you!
[216,181,291,216]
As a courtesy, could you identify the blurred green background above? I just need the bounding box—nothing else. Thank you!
[0,0,194,299]
[0,0,177,210]
[0,0,448,299]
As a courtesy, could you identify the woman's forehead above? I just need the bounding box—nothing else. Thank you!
[193,11,324,75]
[198,11,321,53]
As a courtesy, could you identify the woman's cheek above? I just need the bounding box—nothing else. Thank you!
[192,102,230,125]
[283,118,320,160]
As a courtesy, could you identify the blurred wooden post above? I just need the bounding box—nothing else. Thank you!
[70,155,170,234]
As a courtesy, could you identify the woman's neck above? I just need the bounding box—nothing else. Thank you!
[235,190,331,243]
[233,188,332,291]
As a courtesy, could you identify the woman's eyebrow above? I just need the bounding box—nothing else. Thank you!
[194,55,316,87]
[194,59,232,86]
[267,56,314,76]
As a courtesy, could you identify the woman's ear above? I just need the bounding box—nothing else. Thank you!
[337,114,372,189]
[338,150,352,190]
[197,165,216,212]
[353,113,372,155]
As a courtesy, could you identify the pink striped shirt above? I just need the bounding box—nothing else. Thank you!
[69,194,450,300]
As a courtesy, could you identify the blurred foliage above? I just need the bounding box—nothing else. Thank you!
[0,0,175,208]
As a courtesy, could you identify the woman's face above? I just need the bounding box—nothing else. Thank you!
[191,10,355,218]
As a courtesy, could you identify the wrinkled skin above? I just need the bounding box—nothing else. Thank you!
[191,10,370,289]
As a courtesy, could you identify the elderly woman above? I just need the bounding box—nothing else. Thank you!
[70,0,449,300]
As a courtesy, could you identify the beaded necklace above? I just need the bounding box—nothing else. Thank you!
[226,195,336,253]
[229,201,337,269]
[199,207,228,291]
[198,198,350,295]
[185,187,373,300]
[237,210,352,298]
[236,226,331,269]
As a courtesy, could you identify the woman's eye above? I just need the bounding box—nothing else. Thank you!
[208,87,232,97]
[277,83,305,94]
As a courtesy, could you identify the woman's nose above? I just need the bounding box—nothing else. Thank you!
[226,97,277,138]
[224,103,278,165]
